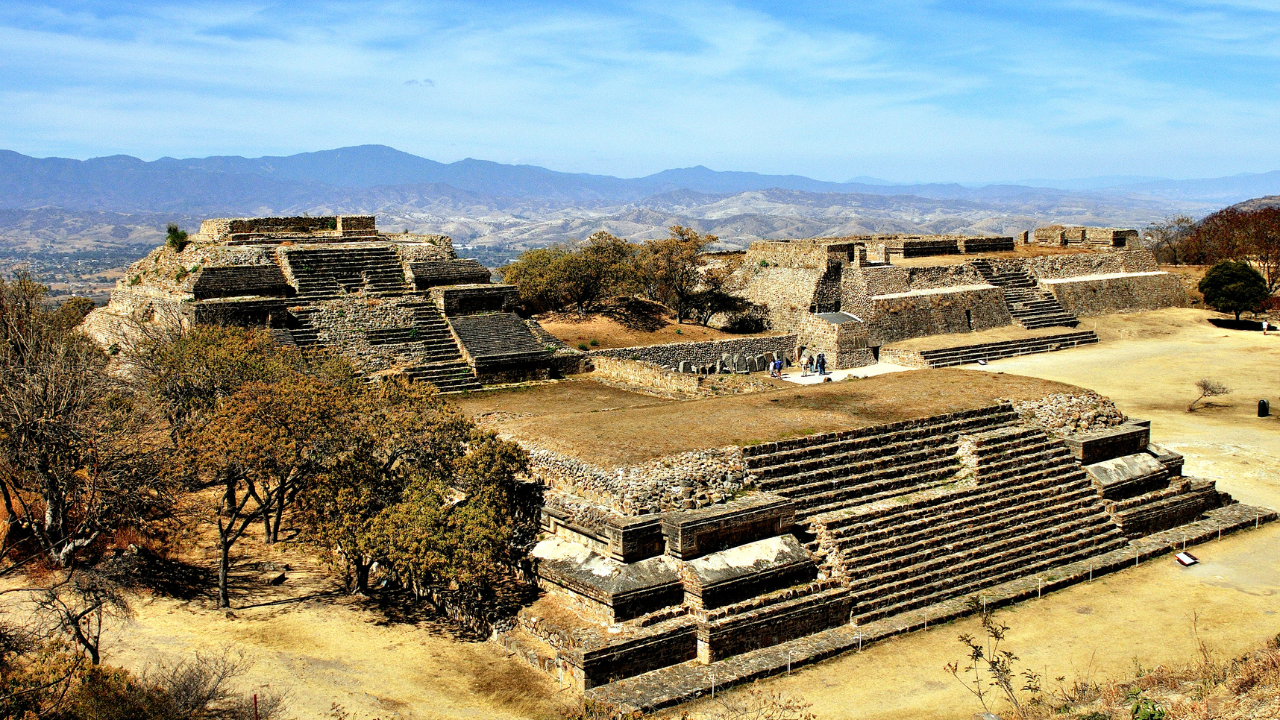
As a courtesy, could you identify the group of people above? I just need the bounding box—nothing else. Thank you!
[763,349,828,378]
[800,351,827,377]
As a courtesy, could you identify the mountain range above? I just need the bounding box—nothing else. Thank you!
[2,145,1277,270]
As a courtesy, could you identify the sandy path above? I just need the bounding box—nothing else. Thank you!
[102,588,564,720]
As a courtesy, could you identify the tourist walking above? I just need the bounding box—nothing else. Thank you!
[816,352,827,376]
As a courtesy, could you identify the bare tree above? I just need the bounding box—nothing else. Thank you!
[1143,215,1196,265]
[145,648,287,720]
[1188,378,1231,412]
[1,275,169,568]
[32,570,132,665]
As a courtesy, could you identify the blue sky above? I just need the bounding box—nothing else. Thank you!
[1,0,1278,181]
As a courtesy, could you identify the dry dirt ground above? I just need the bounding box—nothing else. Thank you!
[690,307,1280,720]
[535,298,778,350]
[29,307,1278,720]
[452,370,1078,468]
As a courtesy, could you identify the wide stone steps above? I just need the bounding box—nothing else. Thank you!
[401,361,481,393]
[286,308,320,348]
[850,526,1126,625]
[703,585,849,632]
[755,437,959,485]
[285,247,410,299]
[910,331,1099,368]
[831,468,1095,560]
[969,264,1081,330]
[365,327,454,345]
[794,467,962,520]
[816,419,1124,624]
[842,489,1106,580]
[746,407,1020,472]
[696,580,842,623]
[774,453,960,504]
[849,507,1121,602]
[816,447,1086,536]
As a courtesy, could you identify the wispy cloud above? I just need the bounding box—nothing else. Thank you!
[0,0,1277,181]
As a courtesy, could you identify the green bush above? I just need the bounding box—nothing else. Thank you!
[165,223,189,251]
[577,342,589,351]
[1198,260,1270,320]
[589,338,599,346]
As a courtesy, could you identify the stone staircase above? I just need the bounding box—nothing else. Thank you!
[398,303,481,392]
[284,245,410,300]
[970,259,1079,329]
[285,308,320,348]
[746,406,1020,521]
[882,331,1100,368]
[743,405,1125,627]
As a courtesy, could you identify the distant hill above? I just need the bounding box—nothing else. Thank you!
[6,144,1275,215]
[1229,195,1280,212]
[4,144,1276,279]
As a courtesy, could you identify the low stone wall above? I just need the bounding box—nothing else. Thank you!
[1041,272,1188,316]
[589,335,798,368]
[430,284,519,315]
[523,443,747,516]
[589,356,705,397]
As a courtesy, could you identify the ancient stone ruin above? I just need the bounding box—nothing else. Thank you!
[83,215,556,390]
[734,234,1187,371]
[502,396,1275,711]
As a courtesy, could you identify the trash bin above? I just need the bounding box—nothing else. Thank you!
[1260,399,1271,418]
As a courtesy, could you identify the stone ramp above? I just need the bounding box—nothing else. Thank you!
[880,330,1099,368]
[586,503,1277,712]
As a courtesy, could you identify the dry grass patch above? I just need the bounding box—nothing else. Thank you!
[477,369,1081,467]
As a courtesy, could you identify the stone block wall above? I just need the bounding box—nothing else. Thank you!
[410,259,491,289]
[1042,273,1188,316]
[858,264,989,297]
[191,298,289,328]
[525,444,747,516]
[588,335,798,368]
[866,286,1012,345]
[575,622,698,690]
[1064,424,1151,464]
[740,264,825,332]
[589,357,706,397]
[662,495,795,560]
[1032,225,1138,249]
[958,236,1016,253]
[431,284,519,315]
[192,265,294,300]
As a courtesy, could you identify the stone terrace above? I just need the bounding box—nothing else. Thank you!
[453,370,1084,469]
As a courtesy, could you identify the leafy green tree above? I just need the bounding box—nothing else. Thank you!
[1198,260,1270,320]
[188,371,351,606]
[298,378,471,594]
[499,232,637,315]
[499,246,569,313]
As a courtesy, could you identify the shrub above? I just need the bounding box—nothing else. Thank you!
[589,338,599,346]
[577,342,589,351]
[165,223,189,251]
